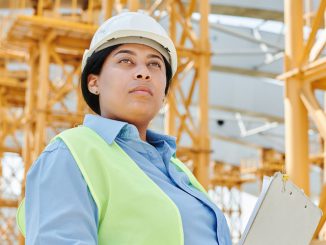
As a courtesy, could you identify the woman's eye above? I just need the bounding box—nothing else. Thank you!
[119,58,132,64]
[148,62,161,68]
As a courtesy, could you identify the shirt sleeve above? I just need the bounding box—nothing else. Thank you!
[25,139,98,245]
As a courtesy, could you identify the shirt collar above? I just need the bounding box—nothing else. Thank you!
[82,114,177,155]
[146,129,177,156]
[83,114,127,144]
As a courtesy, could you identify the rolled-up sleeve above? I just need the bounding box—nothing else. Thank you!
[25,139,98,245]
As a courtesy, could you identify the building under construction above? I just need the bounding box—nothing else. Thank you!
[1,0,326,244]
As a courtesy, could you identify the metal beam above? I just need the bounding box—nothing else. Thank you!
[182,1,284,21]
[0,77,26,88]
[210,4,284,21]
[211,64,278,79]
[193,19,283,51]
[0,199,18,208]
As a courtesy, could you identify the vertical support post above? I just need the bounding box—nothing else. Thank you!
[20,52,38,245]
[34,40,50,159]
[284,0,310,194]
[193,1,210,188]
[129,0,139,11]
[87,0,94,23]
[19,48,39,245]
[23,48,38,174]
[37,0,44,16]
[72,0,77,19]
[102,0,114,20]
[165,101,177,136]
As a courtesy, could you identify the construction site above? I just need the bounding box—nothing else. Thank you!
[1,0,326,244]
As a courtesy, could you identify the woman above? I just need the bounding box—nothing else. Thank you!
[17,12,231,245]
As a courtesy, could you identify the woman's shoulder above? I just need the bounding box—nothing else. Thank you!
[27,138,73,175]
[43,137,69,153]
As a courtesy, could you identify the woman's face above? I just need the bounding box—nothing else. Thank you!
[87,43,167,127]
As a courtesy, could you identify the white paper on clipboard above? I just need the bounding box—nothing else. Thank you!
[239,172,323,245]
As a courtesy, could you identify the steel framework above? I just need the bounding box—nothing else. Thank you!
[279,0,326,240]
[0,0,211,244]
[2,0,326,244]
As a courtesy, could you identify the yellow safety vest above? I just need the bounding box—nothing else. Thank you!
[17,126,208,244]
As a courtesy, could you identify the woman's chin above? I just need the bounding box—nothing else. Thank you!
[129,104,159,116]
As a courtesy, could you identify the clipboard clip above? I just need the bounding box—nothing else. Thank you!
[282,174,289,192]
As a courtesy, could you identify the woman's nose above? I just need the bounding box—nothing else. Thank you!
[134,65,151,81]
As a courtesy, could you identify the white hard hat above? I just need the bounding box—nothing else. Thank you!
[82,11,177,76]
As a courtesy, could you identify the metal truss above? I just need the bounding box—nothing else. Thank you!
[0,0,212,243]
[278,0,326,241]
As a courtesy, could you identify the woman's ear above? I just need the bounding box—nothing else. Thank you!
[87,74,100,95]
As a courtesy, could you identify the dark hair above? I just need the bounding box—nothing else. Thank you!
[81,45,173,115]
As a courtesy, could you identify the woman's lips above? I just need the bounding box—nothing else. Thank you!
[129,86,153,96]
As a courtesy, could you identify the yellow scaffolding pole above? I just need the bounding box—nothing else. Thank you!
[284,0,310,194]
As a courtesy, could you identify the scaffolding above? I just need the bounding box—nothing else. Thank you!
[0,0,212,244]
[1,0,326,244]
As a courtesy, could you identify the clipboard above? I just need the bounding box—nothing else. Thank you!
[239,172,323,245]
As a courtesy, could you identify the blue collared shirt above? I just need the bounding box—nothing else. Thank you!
[25,114,231,245]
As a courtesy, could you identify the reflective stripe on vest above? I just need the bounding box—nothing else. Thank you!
[17,126,208,244]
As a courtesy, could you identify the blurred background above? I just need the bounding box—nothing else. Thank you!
[0,0,326,244]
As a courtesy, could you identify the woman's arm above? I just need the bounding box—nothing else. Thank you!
[25,139,98,245]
